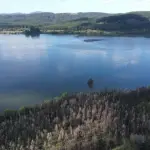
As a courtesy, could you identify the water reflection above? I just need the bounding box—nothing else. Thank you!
[87,78,94,89]
[73,49,107,57]
[111,49,141,67]
[0,35,150,111]
[0,35,48,60]
[25,34,40,38]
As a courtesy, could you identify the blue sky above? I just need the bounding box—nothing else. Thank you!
[1,0,150,13]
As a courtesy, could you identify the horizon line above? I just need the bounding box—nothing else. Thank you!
[0,10,149,15]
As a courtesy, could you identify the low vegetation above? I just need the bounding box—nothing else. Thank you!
[0,87,150,150]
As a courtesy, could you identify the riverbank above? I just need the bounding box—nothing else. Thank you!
[0,87,150,150]
[1,29,150,37]
[41,30,150,37]
[0,30,23,34]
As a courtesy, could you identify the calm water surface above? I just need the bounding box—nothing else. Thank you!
[0,34,150,111]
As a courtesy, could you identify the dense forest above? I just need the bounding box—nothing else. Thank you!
[0,87,150,150]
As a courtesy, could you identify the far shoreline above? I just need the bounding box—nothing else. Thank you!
[0,30,150,38]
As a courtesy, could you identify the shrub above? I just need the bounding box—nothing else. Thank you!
[60,92,68,99]
[4,109,18,118]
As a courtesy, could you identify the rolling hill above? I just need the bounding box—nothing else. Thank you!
[1,11,150,36]
[0,12,110,27]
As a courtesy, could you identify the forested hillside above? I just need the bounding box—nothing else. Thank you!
[1,11,150,36]
[0,12,110,27]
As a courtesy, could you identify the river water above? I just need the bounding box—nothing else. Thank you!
[0,34,150,111]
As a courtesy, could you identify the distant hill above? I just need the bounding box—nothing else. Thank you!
[0,12,110,27]
[94,13,150,31]
[1,11,150,36]
[130,11,150,20]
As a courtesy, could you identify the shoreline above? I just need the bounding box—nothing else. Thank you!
[0,86,148,117]
[0,30,150,38]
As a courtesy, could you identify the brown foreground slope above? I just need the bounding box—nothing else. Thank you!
[0,87,150,150]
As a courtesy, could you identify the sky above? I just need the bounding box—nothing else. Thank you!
[0,0,150,14]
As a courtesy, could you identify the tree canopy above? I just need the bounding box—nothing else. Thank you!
[24,26,41,37]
